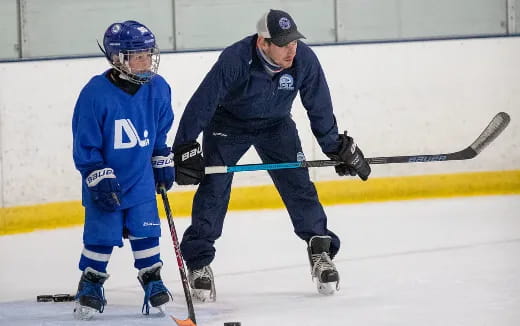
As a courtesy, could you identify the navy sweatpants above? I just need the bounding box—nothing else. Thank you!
[180,116,340,270]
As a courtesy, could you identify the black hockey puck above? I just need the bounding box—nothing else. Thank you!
[223,323,241,326]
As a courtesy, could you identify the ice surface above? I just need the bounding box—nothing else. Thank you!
[1,195,519,325]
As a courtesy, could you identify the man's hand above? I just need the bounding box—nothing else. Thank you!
[327,131,371,181]
[152,147,175,193]
[85,167,121,211]
[173,141,205,185]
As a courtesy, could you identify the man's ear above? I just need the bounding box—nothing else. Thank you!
[256,36,268,50]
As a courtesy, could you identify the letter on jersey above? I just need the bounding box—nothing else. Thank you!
[114,119,150,149]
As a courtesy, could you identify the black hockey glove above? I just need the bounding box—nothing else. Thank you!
[85,166,121,211]
[173,141,205,185]
[326,131,371,181]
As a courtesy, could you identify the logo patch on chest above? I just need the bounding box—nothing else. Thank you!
[278,74,295,91]
[114,119,150,149]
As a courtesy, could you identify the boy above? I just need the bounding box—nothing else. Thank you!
[71,20,175,319]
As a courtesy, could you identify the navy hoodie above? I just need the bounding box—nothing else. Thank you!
[174,34,340,153]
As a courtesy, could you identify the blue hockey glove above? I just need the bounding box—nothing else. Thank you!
[85,167,121,211]
[327,131,371,181]
[151,147,175,193]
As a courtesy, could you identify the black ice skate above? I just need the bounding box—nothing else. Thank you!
[307,235,340,295]
[73,267,109,320]
[138,262,172,314]
[188,265,216,302]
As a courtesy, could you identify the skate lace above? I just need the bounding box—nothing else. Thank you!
[75,280,106,313]
[191,266,216,301]
[311,252,340,290]
[142,280,172,315]
[192,266,211,279]
[311,252,335,275]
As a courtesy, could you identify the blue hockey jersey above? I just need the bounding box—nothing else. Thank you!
[173,34,340,153]
[72,72,173,209]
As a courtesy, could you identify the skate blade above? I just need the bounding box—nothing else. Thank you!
[73,302,97,320]
[156,304,167,316]
[316,281,336,295]
[191,289,214,302]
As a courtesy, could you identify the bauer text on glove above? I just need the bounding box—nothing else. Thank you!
[173,141,205,185]
[85,167,121,211]
[152,147,175,193]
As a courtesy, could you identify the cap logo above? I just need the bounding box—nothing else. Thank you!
[111,24,121,34]
[136,26,149,34]
[279,17,291,30]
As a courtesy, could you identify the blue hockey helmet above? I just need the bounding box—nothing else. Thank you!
[102,20,160,84]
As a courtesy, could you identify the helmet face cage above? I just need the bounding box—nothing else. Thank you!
[103,21,160,84]
[113,46,160,84]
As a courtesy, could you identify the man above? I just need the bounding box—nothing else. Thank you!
[172,9,371,300]
[72,20,174,319]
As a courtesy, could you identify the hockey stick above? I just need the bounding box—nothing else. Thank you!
[204,112,510,174]
[159,187,197,326]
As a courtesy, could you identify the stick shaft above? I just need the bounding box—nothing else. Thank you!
[204,112,510,174]
[159,188,196,324]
